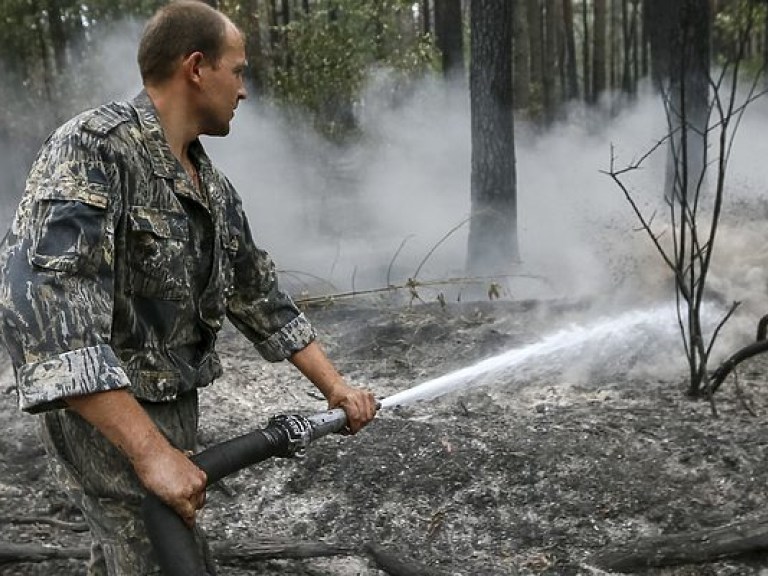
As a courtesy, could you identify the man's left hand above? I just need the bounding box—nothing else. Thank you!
[289,340,378,434]
[326,382,378,434]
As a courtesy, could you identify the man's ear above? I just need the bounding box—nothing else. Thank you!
[181,51,206,85]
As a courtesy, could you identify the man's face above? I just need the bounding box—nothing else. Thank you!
[198,23,247,137]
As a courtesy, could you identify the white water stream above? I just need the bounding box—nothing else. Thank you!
[380,304,718,409]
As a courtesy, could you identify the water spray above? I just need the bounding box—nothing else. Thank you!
[145,304,710,574]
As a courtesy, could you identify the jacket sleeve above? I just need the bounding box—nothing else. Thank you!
[222,180,316,362]
[0,122,130,413]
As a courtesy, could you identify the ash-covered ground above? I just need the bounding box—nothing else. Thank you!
[2,297,768,576]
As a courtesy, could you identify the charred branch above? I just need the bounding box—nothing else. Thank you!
[591,515,768,572]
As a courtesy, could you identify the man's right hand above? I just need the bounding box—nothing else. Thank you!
[133,441,207,527]
[65,388,207,527]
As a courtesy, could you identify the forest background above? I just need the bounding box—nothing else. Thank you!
[4,3,768,574]
[1,0,768,335]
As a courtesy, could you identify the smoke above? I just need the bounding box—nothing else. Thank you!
[0,18,145,232]
[209,78,674,304]
[208,76,768,361]
[206,70,475,297]
[3,20,768,358]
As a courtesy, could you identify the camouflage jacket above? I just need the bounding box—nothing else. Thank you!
[0,91,315,413]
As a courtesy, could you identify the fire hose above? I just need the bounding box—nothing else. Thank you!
[142,407,352,576]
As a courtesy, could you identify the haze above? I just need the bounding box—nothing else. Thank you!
[2,21,768,356]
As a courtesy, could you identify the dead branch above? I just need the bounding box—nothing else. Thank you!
[412,216,471,281]
[387,235,415,287]
[279,270,341,296]
[0,515,88,532]
[293,273,550,307]
[364,544,451,576]
[708,338,768,394]
[0,541,89,563]
[591,515,768,572]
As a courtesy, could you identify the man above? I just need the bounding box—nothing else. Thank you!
[0,1,377,574]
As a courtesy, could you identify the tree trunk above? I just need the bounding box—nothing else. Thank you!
[640,0,649,78]
[592,0,607,104]
[281,0,293,68]
[609,0,619,90]
[280,0,291,24]
[268,0,280,55]
[665,0,710,202]
[33,1,54,105]
[467,0,518,276]
[45,0,67,75]
[542,0,558,123]
[582,0,591,102]
[372,0,387,61]
[422,0,431,35]
[562,0,579,100]
[764,4,768,91]
[621,0,633,95]
[242,0,266,95]
[647,0,678,91]
[527,0,544,119]
[434,0,465,82]
[631,0,640,90]
[513,0,531,110]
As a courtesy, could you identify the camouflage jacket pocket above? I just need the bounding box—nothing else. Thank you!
[30,185,110,276]
[127,206,190,300]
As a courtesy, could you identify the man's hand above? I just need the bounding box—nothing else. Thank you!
[66,389,207,527]
[290,341,378,433]
[325,382,377,434]
[132,440,207,527]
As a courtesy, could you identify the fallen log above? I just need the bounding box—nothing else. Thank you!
[591,515,768,572]
[0,538,349,566]
[0,537,449,576]
[213,537,355,563]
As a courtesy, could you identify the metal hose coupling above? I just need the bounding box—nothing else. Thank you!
[267,413,313,458]
[267,407,349,458]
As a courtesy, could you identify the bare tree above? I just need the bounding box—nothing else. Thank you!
[605,5,763,398]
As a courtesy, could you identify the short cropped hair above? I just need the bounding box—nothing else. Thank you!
[138,0,229,84]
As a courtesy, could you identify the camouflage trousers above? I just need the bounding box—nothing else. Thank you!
[39,390,217,576]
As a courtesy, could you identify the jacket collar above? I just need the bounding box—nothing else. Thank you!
[130,90,214,181]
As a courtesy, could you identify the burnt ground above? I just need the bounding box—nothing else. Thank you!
[3,297,768,576]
